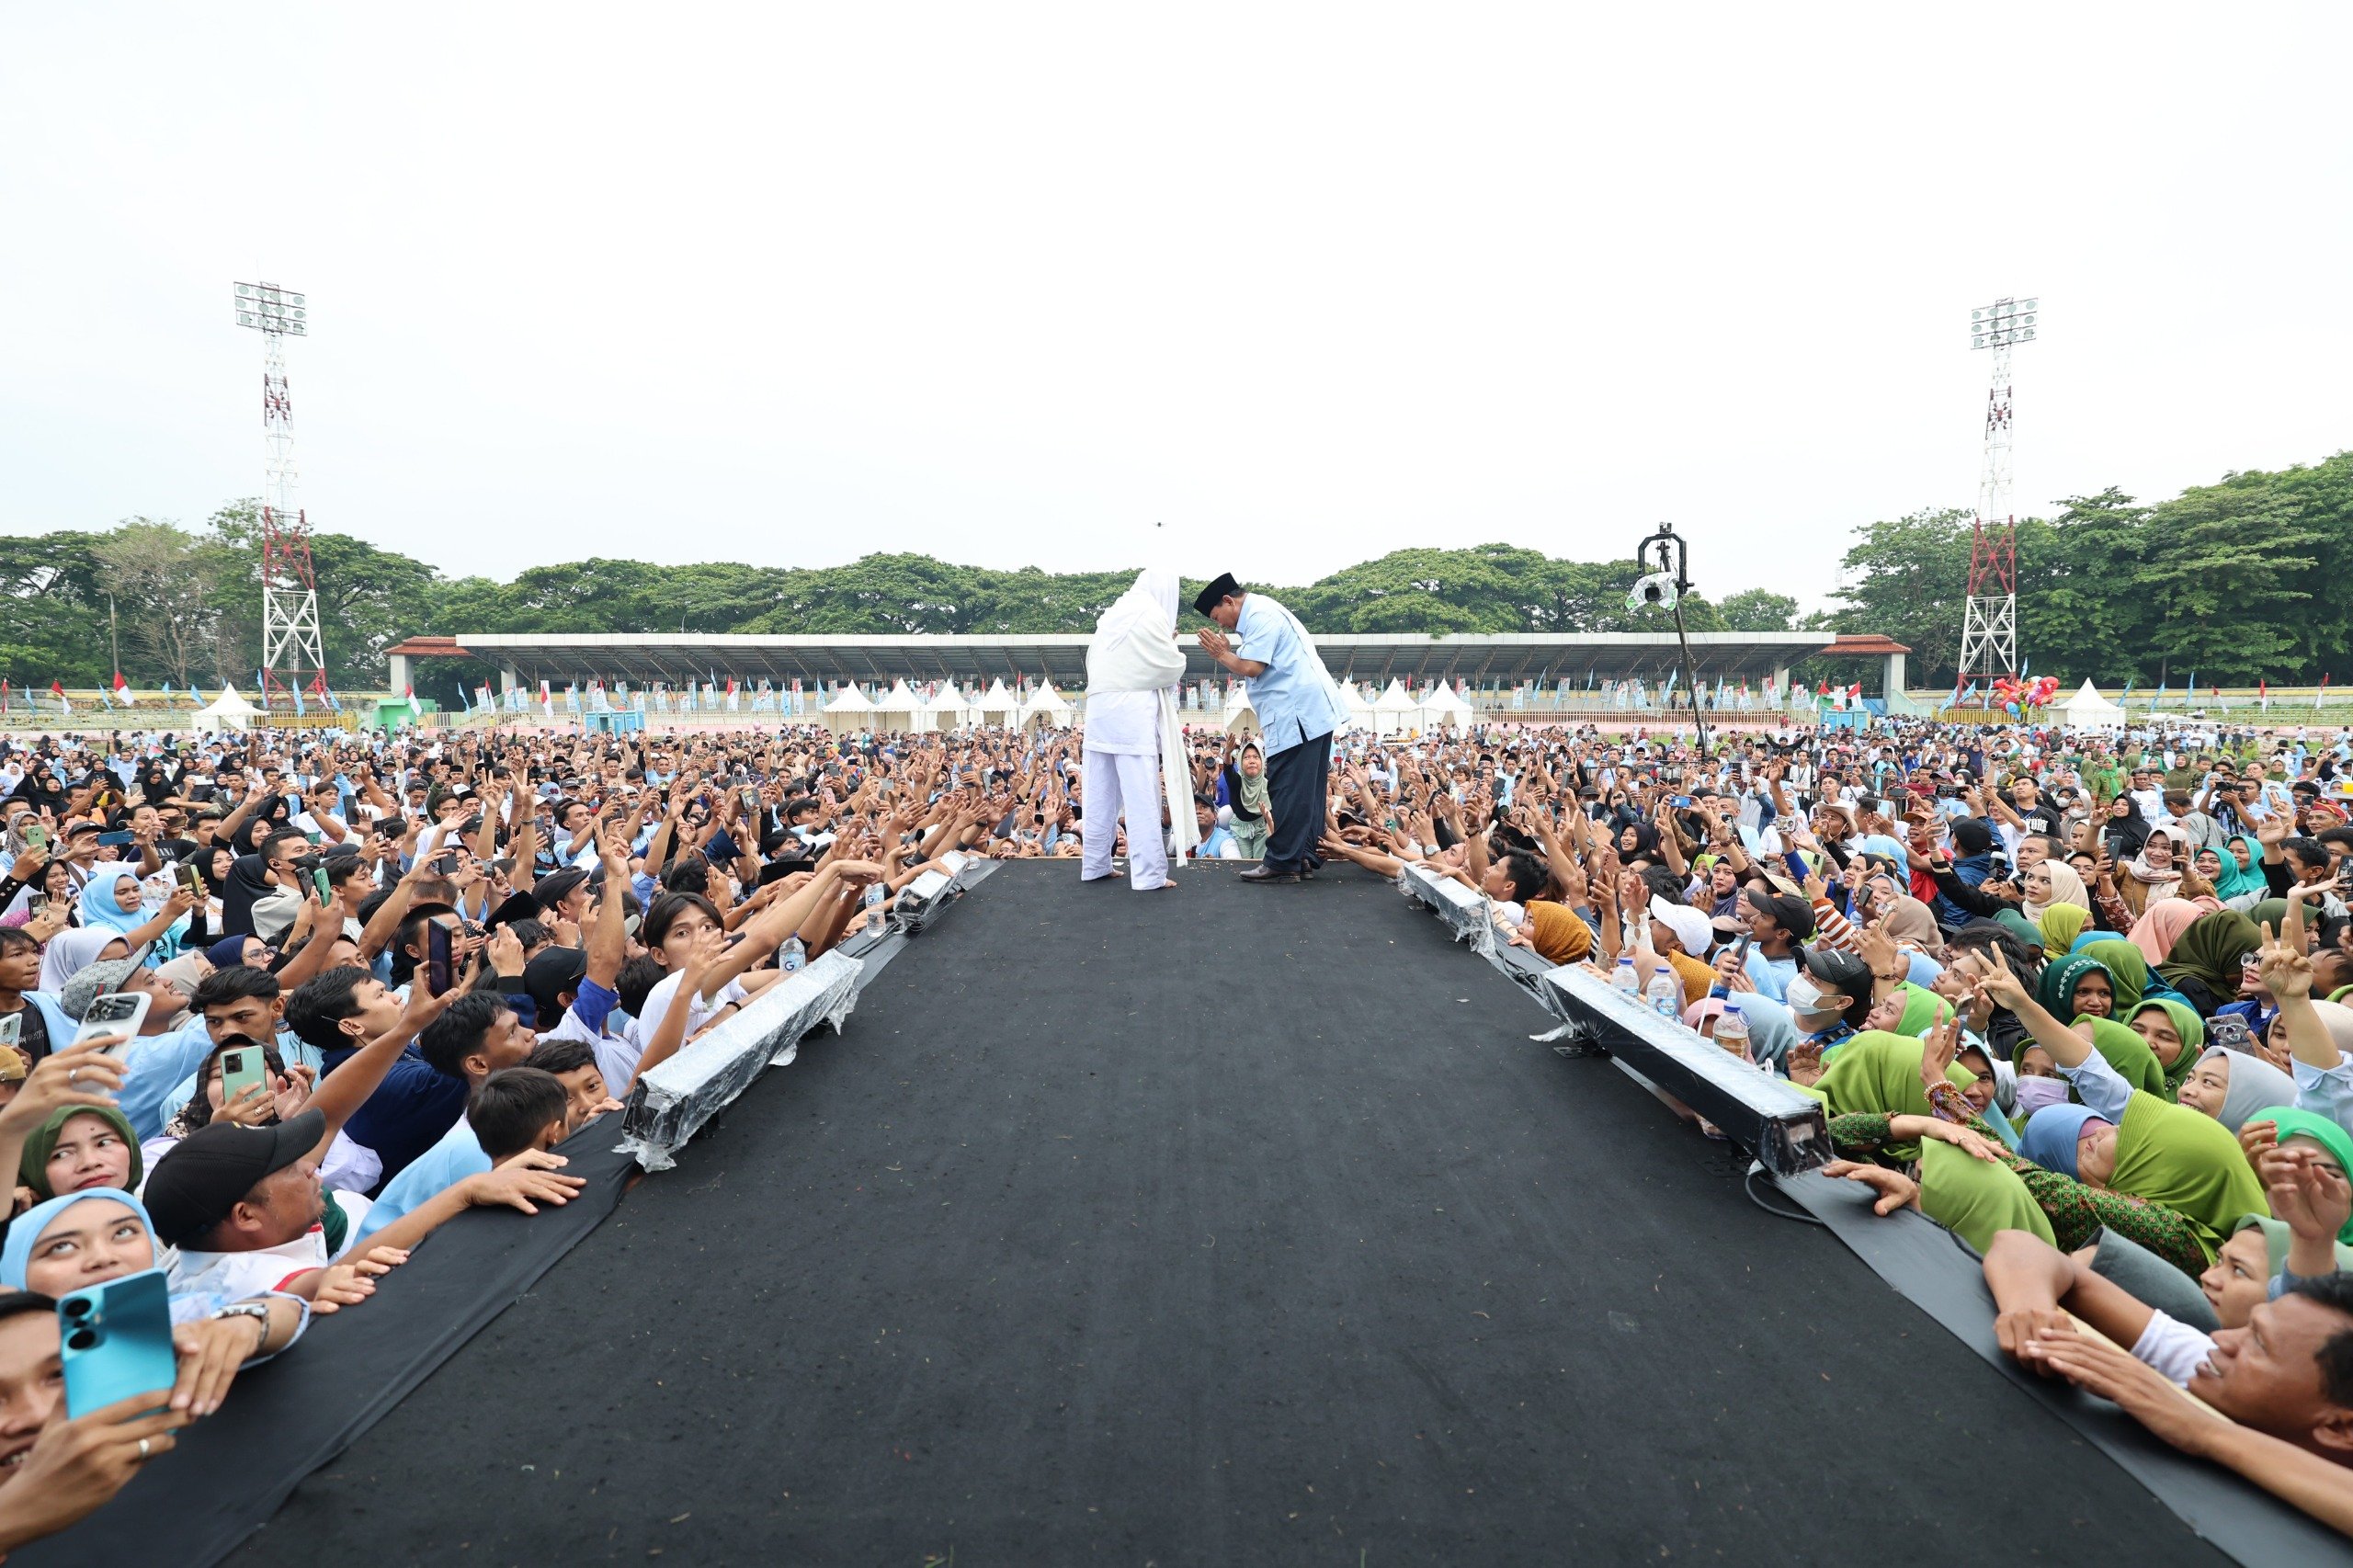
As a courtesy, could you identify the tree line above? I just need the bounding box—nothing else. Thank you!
[4,447,2344,701]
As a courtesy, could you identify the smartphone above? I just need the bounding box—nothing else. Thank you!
[1672,795,1692,809]
[73,992,152,1055]
[433,851,460,877]
[58,1269,177,1419]
[220,1041,271,1107]
[312,867,334,907]
[0,1013,19,1052]
[1731,932,1753,966]
[426,920,455,998]
[21,824,46,850]
[741,789,760,818]
[97,829,135,847]
[175,861,204,897]
[26,892,46,918]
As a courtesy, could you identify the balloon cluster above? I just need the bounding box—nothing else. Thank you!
[1989,675,2059,717]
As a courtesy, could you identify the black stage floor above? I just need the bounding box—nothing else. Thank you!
[235,862,2224,1566]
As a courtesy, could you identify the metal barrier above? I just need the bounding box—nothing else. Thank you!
[1396,862,1828,1176]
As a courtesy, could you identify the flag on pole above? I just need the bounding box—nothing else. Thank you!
[50,680,70,715]
[113,671,133,706]
[2318,674,2332,710]
[2184,671,2196,709]
[2259,678,2270,711]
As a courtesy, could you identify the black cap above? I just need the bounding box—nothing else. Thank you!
[1191,573,1242,618]
[535,869,590,909]
[523,944,588,1022]
[143,1108,326,1248]
[483,890,545,931]
[1748,890,1816,941]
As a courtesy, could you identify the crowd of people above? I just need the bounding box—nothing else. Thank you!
[1,706,2352,1545]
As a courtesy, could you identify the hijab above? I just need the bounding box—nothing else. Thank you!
[1806,1030,1978,1160]
[1232,743,1269,818]
[1993,909,2046,956]
[2157,910,2262,996]
[17,1103,144,1201]
[1523,902,1592,966]
[2076,939,2150,1014]
[36,926,120,995]
[2196,1046,2297,1134]
[0,1188,153,1290]
[205,934,258,970]
[1893,983,1951,1036]
[1878,895,1940,951]
[2111,1091,2274,1259]
[2214,835,2268,901]
[1916,1138,2057,1254]
[74,862,145,937]
[2244,1108,2353,1244]
[2234,1213,2353,1278]
[2127,899,2204,967]
[2104,799,2153,858]
[2018,1102,2104,1180]
[2025,863,2091,925]
[219,850,282,938]
[2312,999,2353,1056]
[2036,902,2089,957]
[2036,952,2112,1021]
[2080,1017,2171,1100]
[2131,997,2206,1101]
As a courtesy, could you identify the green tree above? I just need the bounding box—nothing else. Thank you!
[1714,587,1798,632]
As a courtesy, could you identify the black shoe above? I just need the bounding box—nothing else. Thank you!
[1238,865,1301,883]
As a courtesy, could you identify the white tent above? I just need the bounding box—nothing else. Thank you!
[2059,679,2129,731]
[820,681,874,737]
[1222,682,1259,735]
[192,683,259,731]
[1373,678,1422,737]
[1419,682,1475,733]
[872,679,932,734]
[926,684,971,732]
[1020,678,1073,730]
[973,678,1021,728]
[1339,681,1377,734]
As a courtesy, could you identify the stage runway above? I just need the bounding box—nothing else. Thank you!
[234,861,2223,1566]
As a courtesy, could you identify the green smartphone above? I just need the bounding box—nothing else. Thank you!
[220,1041,271,1108]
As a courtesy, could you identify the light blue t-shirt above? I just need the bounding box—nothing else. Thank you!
[1744,949,1798,1004]
[117,1018,221,1141]
[356,1114,490,1244]
[1233,593,1346,756]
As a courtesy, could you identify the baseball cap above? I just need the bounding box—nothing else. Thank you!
[143,1108,326,1248]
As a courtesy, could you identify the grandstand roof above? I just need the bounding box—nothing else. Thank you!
[389,630,1845,687]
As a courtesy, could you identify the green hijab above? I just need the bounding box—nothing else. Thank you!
[2111,1091,2272,1261]
[2079,1017,2169,1100]
[2037,952,2115,1022]
[2077,939,2149,1014]
[2247,1107,2353,1244]
[1916,1138,2055,1254]
[2158,910,2262,996]
[17,1104,144,1202]
[2214,835,2268,901]
[2130,998,2205,1102]
[2234,1213,2353,1275]
[1993,908,2046,958]
[1807,1030,1979,1160]
[1894,983,1952,1037]
[2038,903,2090,957]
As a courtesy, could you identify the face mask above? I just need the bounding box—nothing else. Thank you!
[2013,1076,2072,1116]
[1784,972,1826,1014]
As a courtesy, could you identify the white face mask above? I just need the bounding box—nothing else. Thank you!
[2013,1076,2072,1116]
[1784,972,1827,1014]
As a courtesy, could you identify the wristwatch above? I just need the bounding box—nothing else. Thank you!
[212,1301,271,1348]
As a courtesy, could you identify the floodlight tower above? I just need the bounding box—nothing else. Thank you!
[1958,296,2038,685]
[233,281,324,711]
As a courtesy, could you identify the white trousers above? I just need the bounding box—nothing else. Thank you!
[1081,745,1170,890]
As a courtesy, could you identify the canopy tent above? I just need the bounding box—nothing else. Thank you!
[192,683,260,731]
[1340,681,1377,734]
[1222,682,1259,735]
[1020,679,1073,730]
[820,681,875,737]
[1373,678,1421,737]
[926,684,971,732]
[972,678,1022,728]
[1419,682,1475,733]
[2059,679,2129,731]
[872,679,932,734]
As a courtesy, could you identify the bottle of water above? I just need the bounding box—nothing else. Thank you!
[1713,1001,1751,1062]
[1611,955,1642,1000]
[778,935,806,973]
[862,880,886,936]
[1644,967,1680,1020]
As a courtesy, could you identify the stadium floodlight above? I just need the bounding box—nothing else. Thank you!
[233,281,308,336]
[1969,296,2037,350]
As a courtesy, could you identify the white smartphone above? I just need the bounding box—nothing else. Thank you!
[72,992,151,1057]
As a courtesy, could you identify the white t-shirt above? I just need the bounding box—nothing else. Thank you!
[2131,1309,2217,1389]
[169,1189,372,1301]
[618,971,751,1084]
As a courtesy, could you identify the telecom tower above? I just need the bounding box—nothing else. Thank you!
[233,282,324,710]
[1958,296,2038,683]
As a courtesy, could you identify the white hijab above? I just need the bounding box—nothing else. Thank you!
[1084,568,1199,857]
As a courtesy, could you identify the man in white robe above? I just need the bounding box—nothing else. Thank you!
[1081,569,1198,889]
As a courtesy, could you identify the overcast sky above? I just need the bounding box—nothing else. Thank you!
[5,5,2348,610]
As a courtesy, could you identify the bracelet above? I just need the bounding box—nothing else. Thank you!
[213,1301,272,1351]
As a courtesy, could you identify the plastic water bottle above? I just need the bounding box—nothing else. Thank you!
[1644,967,1680,1020]
[862,880,886,936]
[1611,955,1642,1000]
[1713,1001,1751,1062]
[778,935,806,973]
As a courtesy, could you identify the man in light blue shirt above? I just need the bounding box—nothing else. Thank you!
[1195,574,1347,883]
